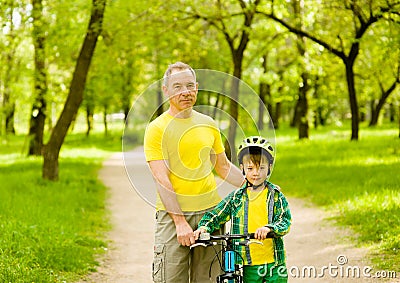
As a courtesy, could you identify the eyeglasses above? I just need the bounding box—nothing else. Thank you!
[172,83,196,93]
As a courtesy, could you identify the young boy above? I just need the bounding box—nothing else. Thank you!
[194,136,292,283]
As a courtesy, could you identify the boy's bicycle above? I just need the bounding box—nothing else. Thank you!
[190,232,274,283]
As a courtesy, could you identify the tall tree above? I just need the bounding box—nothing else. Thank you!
[250,32,286,131]
[369,70,399,126]
[258,54,272,131]
[42,0,107,180]
[1,0,20,135]
[257,0,400,140]
[367,36,400,126]
[188,0,262,161]
[28,0,47,155]
[292,0,309,139]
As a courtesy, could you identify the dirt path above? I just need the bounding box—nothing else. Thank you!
[79,150,395,283]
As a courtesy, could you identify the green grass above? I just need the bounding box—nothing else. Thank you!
[0,129,124,282]
[270,123,400,271]
[1,121,399,280]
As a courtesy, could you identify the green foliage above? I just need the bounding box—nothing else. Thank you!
[0,132,119,282]
[271,123,400,271]
[2,0,399,139]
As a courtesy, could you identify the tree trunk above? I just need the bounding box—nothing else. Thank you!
[313,76,323,128]
[313,82,318,129]
[119,51,135,128]
[154,50,163,119]
[290,99,300,127]
[2,2,18,136]
[291,77,309,137]
[4,101,16,135]
[274,102,281,129]
[86,104,93,136]
[3,51,16,135]
[369,100,377,125]
[298,73,309,139]
[258,54,272,131]
[345,62,359,140]
[369,79,398,126]
[156,88,164,117]
[223,1,259,162]
[103,107,108,137]
[258,82,268,131]
[123,105,130,125]
[28,0,47,156]
[213,78,228,120]
[226,64,241,163]
[293,0,309,139]
[42,0,106,180]
[389,103,395,123]
[212,92,221,119]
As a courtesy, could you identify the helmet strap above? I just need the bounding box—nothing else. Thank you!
[245,178,266,190]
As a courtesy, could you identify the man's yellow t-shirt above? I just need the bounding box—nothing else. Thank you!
[248,189,275,264]
[144,110,225,211]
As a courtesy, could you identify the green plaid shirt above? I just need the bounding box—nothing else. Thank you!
[198,180,291,266]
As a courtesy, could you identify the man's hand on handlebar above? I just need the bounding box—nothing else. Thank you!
[176,221,196,246]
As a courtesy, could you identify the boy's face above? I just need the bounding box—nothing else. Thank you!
[240,155,270,187]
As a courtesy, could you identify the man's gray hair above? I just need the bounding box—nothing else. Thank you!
[163,62,196,86]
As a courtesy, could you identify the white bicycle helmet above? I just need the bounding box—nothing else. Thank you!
[237,136,274,165]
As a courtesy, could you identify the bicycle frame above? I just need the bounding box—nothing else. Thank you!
[217,234,243,283]
[191,232,269,283]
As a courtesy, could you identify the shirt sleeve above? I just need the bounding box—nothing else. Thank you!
[211,121,225,155]
[197,192,234,233]
[267,192,292,236]
[143,122,165,161]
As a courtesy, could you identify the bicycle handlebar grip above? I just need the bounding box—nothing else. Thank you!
[199,232,211,241]
[248,231,275,239]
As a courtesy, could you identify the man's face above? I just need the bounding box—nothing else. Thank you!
[163,69,198,114]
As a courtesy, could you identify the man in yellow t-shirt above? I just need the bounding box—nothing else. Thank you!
[144,62,245,283]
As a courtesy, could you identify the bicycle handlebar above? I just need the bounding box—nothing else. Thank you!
[200,232,274,241]
[190,232,274,249]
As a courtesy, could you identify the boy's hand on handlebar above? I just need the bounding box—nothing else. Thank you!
[193,227,207,240]
[254,227,271,240]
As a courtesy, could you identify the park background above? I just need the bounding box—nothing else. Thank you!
[0,0,399,281]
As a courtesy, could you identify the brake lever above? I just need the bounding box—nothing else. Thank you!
[236,240,263,246]
[190,243,209,249]
[190,241,217,249]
